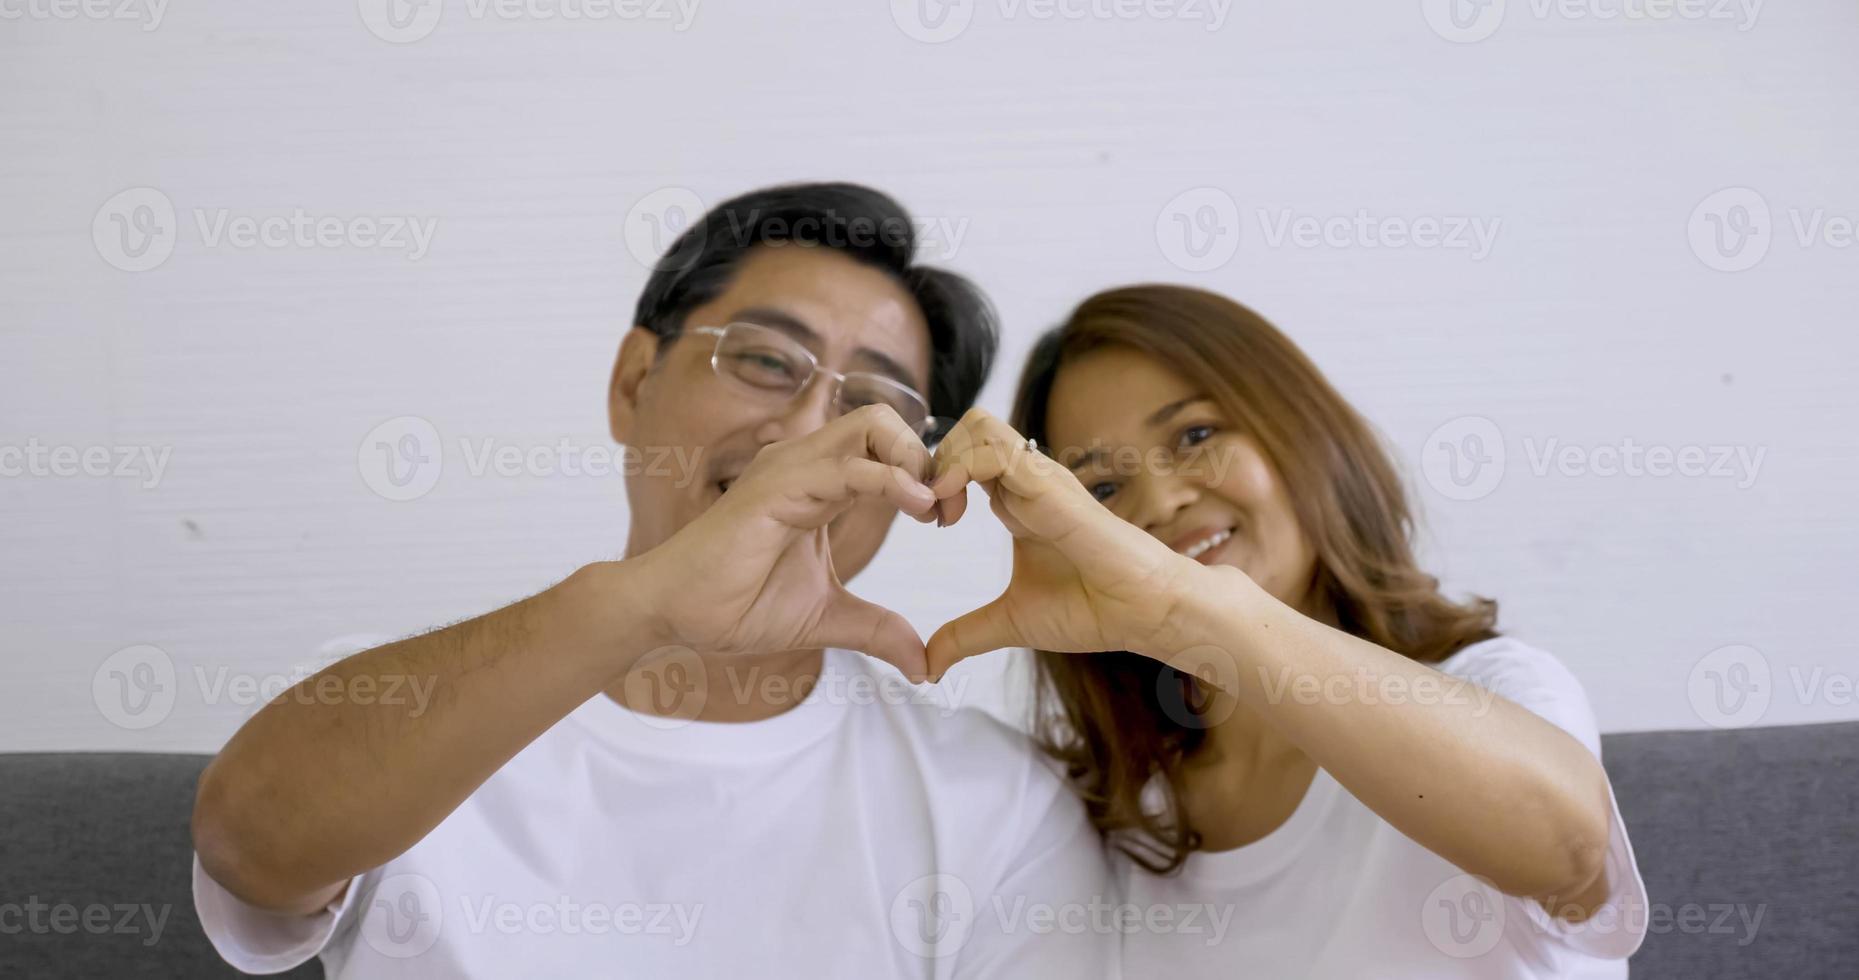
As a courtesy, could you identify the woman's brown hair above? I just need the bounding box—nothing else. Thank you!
[1010,284,1499,874]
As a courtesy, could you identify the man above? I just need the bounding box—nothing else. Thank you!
[190,183,1113,977]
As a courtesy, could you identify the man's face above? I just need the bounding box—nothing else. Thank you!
[609,244,934,581]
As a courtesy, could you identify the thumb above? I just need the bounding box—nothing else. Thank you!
[925,595,1022,682]
[804,588,929,682]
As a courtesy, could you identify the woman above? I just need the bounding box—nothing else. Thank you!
[923,285,1647,977]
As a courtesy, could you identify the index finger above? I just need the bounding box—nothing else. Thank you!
[929,408,1057,496]
[838,403,935,485]
[925,408,986,526]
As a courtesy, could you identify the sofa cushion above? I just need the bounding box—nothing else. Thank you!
[1603,721,1859,979]
[3,722,1855,978]
[0,752,320,978]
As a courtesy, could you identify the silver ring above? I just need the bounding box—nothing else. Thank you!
[1024,437,1038,453]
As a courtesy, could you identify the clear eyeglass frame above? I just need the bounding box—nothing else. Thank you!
[688,323,950,444]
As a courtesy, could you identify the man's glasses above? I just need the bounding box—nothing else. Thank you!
[689,323,950,444]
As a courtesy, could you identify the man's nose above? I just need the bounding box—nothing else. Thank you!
[751,374,839,446]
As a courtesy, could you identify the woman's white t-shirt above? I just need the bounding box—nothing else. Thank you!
[1117,637,1649,979]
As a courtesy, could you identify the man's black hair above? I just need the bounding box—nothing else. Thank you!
[632,181,997,422]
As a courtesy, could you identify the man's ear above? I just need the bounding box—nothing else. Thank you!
[608,326,661,444]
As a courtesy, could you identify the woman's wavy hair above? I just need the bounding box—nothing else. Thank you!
[1010,284,1499,874]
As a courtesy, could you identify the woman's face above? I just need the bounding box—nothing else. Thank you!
[1043,345,1320,611]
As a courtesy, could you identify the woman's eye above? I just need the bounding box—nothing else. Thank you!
[1088,481,1119,503]
[1178,424,1215,449]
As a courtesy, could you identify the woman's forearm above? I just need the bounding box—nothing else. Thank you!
[1164,566,1614,909]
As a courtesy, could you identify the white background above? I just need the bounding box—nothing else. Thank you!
[3,0,1856,752]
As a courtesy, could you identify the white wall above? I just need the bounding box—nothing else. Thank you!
[4,0,1856,753]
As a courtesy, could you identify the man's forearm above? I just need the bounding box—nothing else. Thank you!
[191,560,658,912]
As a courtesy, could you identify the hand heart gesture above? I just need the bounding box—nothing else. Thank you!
[923,409,1202,678]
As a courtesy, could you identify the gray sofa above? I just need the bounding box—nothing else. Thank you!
[3,722,1854,978]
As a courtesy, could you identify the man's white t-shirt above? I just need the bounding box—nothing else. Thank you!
[1117,637,1649,979]
[194,646,1116,979]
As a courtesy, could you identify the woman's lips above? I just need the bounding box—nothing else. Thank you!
[1176,526,1235,564]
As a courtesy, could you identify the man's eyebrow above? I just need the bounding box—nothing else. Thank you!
[1062,395,1213,473]
[729,306,925,394]
[730,307,821,347]
[850,347,922,394]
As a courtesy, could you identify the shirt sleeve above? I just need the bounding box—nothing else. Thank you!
[1438,638,1650,962]
[948,727,1120,980]
[192,854,371,974]
[191,631,398,974]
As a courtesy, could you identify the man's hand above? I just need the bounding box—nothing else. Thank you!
[618,405,941,679]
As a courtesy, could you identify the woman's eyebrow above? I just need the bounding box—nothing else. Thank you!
[1065,448,1109,474]
[1146,395,1211,427]
[1063,395,1213,472]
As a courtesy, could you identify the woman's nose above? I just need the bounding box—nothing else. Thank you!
[1134,473,1200,536]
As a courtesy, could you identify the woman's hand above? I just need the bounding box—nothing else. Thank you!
[925,421,1620,918]
[923,408,1221,678]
